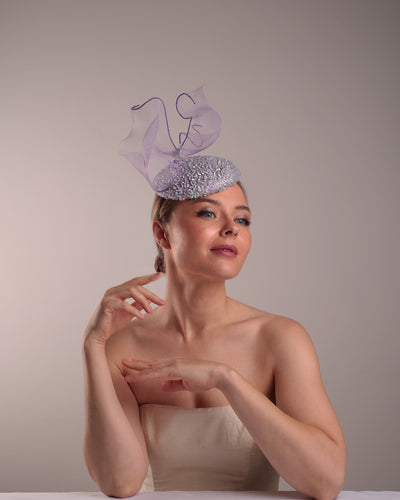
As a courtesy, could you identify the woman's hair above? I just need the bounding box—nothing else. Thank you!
[151,181,247,273]
[151,197,181,273]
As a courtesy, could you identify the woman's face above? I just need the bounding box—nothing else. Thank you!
[163,184,252,280]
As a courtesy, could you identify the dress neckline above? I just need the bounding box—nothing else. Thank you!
[139,403,231,411]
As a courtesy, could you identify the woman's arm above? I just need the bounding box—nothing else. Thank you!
[82,273,164,497]
[216,318,346,500]
[82,339,148,498]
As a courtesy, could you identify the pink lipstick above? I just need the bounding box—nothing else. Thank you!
[210,244,238,257]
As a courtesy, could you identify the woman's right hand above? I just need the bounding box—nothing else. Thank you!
[83,272,165,347]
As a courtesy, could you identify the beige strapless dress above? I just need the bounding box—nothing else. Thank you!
[139,403,279,491]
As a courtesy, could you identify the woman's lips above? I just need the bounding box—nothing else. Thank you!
[210,244,238,257]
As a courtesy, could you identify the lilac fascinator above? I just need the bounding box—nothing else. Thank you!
[119,87,241,200]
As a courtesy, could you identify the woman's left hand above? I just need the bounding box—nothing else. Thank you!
[121,357,227,392]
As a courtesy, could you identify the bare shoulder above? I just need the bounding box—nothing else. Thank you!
[227,298,278,328]
[229,299,311,347]
[105,311,164,370]
[262,314,314,348]
[264,315,318,370]
[105,321,143,372]
[236,308,318,373]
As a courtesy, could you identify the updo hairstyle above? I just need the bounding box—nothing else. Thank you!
[151,197,180,273]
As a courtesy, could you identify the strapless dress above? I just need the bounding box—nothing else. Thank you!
[139,403,279,491]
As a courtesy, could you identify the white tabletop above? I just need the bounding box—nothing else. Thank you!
[1,492,400,500]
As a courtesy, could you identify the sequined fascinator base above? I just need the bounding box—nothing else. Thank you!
[119,87,241,200]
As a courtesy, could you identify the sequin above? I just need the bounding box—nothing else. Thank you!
[152,155,241,200]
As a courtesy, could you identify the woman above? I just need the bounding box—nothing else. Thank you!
[82,89,346,499]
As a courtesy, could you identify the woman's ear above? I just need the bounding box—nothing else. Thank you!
[152,221,171,249]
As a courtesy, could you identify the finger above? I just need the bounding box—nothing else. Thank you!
[105,272,162,296]
[136,285,165,306]
[125,288,154,314]
[127,293,165,313]
[127,272,164,287]
[107,287,153,313]
[121,359,154,370]
[106,279,165,310]
[104,297,145,320]
[130,300,144,312]
[118,301,145,320]
[125,368,169,383]
[161,380,187,392]
[137,271,164,284]
[129,300,159,313]
[122,357,175,376]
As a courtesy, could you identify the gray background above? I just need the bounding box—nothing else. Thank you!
[1,0,399,493]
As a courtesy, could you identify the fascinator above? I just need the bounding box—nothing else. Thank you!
[119,87,241,200]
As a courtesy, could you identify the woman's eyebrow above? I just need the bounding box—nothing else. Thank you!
[236,205,251,213]
[191,198,251,213]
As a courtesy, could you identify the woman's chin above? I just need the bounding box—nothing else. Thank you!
[203,265,243,282]
[171,259,245,282]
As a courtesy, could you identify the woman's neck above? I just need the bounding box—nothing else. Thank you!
[161,271,230,342]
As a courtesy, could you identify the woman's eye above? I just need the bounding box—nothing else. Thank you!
[196,209,215,219]
[236,217,251,226]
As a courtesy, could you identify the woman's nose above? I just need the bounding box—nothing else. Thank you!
[221,221,239,237]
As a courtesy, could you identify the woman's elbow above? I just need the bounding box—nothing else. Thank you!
[313,459,346,500]
[100,479,142,498]
[95,468,147,498]
[314,483,343,500]
[314,482,344,500]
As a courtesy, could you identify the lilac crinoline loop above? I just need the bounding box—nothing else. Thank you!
[119,87,240,200]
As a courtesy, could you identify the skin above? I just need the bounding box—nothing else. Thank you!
[82,184,346,499]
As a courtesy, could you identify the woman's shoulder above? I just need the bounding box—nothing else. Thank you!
[105,307,167,362]
[228,298,300,327]
[104,318,147,361]
[255,312,317,371]
[229,298,311,348]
